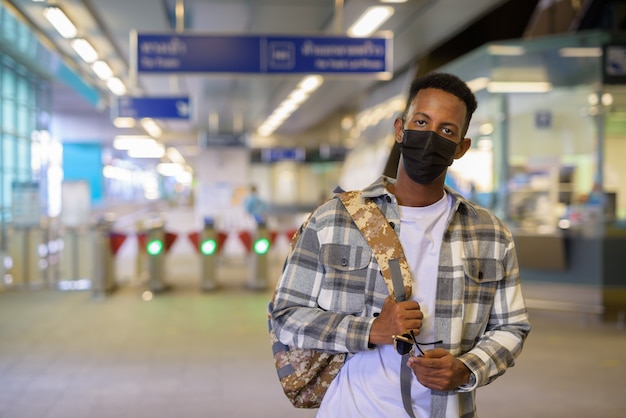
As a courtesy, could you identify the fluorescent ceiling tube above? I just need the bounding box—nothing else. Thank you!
[166,147,186,165]
[113,117,136,128]
[107,77,127,96]
[71,39,99,63]
[128,144,165,159]
[466,77,490,92]
[559,47,602,57]
[487,81,552,93]
[256,75,324,137]
[92,61,113,80]
[157,163,184,176]
[43,7,77,39]
[487,45,525,56]
[298,75,324,93]
[141,118,162,138]
[348,6,394,37]
[113,135,155,150]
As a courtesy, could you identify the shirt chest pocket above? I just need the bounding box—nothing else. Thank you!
[317,243,372,313]
[463,258,502,325]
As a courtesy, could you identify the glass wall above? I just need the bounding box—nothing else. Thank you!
[438,31,622,233]
[0,5,51,248]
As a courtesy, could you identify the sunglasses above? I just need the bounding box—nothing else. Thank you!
[393,330,442,356]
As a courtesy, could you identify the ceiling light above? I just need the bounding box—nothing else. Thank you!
[298,75,324,93]
[157,163,184,176]
[128,143,165,159]
[288,90,308,105]
[107,77,127,96]
[466,77,489,92]
[347,6,394,37]
[487,81,552,93]
[479,122,494,135]
[103,165,131,180]
[177,145,200,157]
[113,135,155,150]
[92,61,113,80]
[71,39,99,63]
[43,7,77,39]
[141,118,162,138]
[487,45,525,56]
[166,147,186,165]
[256,75,324,137]
[276,100,298,115]
[602,93,614,106]
[380,0,407,3]
[113,117,136,128]
[559,47,602,57]
[341,116,354,130]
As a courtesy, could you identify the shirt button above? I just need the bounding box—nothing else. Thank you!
[386,195,392,203]
[341,258,348,266]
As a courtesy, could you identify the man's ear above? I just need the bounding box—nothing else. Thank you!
[454,137,472,159]
[393,117,404,143]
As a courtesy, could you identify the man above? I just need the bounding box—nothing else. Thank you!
[270,72,530,417]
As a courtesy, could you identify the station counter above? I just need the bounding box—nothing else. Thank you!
[513,225,626,321]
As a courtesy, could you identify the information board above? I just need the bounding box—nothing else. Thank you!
[134,32,392,77]
[114,96,190,119]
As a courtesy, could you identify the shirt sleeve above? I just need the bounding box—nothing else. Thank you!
[269,204,374,354]
[457,237,531,388]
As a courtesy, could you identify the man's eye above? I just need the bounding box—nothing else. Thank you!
[415,120,426,126]
[442,128,454,135]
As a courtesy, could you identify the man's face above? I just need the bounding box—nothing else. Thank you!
[397,88,468,147]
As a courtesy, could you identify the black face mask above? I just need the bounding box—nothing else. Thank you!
[399,129,458,184]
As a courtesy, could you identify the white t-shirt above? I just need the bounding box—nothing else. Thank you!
[318,192,452,418]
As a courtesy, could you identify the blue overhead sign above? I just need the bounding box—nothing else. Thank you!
[115,96,191,119]
[262,148,305,162]
[133,32,392,77]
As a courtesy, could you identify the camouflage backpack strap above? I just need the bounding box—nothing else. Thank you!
[337,190,412,300]
[339,190,417,418]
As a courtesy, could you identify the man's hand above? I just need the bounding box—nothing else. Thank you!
[369,296,422,345]
[407,348,472,391]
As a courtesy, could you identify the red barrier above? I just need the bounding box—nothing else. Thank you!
[137,232,147,252]
[188,229,301,255]
[217,232,228,253]
[109,232,127,255]
[164,232,178,253]
[238,231,252,253]
[188,231,200,253]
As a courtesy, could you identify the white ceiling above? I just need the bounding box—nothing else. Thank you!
[7,0,509,152]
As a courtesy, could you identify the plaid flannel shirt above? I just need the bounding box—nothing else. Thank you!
[270,176,531,418]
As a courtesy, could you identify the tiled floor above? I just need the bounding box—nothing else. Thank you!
[2,283,626,418]
[1,206,625,417]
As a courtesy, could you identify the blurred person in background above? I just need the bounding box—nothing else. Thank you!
[243,184,268,224]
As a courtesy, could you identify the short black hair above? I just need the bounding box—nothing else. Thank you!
[403,72,478,135]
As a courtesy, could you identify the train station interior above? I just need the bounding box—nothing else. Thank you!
[1,0,626,417]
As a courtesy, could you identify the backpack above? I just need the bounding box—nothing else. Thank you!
[267,190,412,408]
